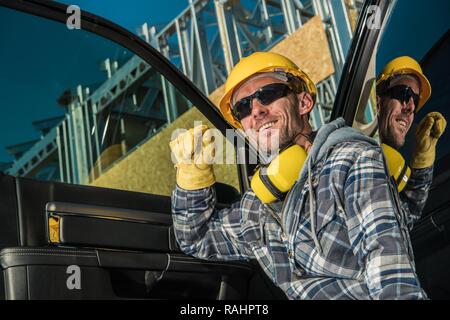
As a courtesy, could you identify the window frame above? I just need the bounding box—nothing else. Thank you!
[330,0,397,125]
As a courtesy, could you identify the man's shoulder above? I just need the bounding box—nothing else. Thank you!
[326,140,383,164]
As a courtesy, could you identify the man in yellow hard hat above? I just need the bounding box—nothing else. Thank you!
[376,56,446,227]
[170,52,427,299]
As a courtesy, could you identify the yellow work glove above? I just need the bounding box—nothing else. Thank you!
[410,112,447,169]
[169,124,216,190]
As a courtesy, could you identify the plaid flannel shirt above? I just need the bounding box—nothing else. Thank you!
[171,128,432,300]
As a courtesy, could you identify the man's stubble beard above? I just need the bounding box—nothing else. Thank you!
[380,126,405,150]
[260,128,294,156]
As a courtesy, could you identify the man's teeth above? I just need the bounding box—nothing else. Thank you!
[397,119,407,128]
[259,121,276,131]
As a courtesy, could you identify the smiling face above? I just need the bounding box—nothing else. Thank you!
[377,75,421,149]
[232,75,310,153]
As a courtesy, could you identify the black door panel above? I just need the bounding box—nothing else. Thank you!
[0,174,256,299]
[412,172,450,299]
[15,176,172,247]
[12,176,240,249]
[0,247,253,300]
[46,202,177,252]
[415,245,450,300]
[0,173,19,249]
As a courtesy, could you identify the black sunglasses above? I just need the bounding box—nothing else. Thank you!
[231,83,297,121]
[384,85,421,111]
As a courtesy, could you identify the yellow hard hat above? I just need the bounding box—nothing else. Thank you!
[219,52,317,129]
[377,56,431,112]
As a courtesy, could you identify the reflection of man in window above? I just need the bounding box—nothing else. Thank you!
[170,52,430,299]
[376,56,447,228]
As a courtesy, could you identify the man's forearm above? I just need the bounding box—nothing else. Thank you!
[171,185,251,260]
[400,166,433,228]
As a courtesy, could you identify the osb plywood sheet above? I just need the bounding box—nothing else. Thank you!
[209,86,225,110]
[270,15,334,85]
[208,15,334,108]
[345,0,360,33]
[89,107,240,196]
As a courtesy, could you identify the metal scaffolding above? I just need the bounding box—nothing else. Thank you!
[6,0,364,184]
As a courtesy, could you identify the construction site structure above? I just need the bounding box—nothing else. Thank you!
[5,0,370,187]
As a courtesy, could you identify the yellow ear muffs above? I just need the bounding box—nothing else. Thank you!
[251,145,307,204]
[381,143,411,193]
[251,143,409,204]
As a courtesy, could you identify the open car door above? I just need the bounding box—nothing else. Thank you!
[0,0,263,300]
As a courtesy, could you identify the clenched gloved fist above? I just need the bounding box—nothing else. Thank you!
[410,111,447,169]
[169,124,216,190]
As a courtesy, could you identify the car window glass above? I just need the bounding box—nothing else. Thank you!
[0,6,239,196]
[373,0,449,173]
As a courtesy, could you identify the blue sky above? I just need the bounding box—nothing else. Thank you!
[376,0,450,72]
[58,0,189,34]
[0,0,448,163]
[0,1,189,163]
